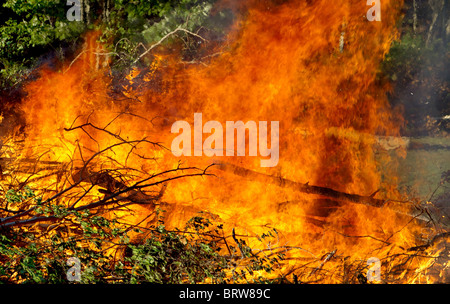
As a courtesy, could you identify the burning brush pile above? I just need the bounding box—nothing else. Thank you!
[0,0,449,283]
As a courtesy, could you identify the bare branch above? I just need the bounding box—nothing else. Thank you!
[133,26,207,65]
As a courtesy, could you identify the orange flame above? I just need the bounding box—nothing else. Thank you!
[11,0,446,283]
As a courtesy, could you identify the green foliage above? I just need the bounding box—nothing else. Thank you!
[106,0,216,38]
[139,1,214,42]
[100,0,233,70]
[124,222,227,283]
[381,9,449,134]
[382,31,448,84]
[6,185,35,204]
[0,0,85,90]
[382,32,425,83]
[1,0,82,58]
[0,0,232,90]
[0,186,282,284]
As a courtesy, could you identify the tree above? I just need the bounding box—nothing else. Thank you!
[0,0,233,91]
[382,0,450,135]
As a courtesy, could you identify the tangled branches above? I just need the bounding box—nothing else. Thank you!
[0,116,232,283]
[0,114,449,283]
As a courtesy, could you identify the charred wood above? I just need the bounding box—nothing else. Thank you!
[215,162,386,208]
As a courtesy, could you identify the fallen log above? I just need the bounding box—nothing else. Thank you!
[72,167,164,207]
[214,162,386,208]
[214,162,449,226]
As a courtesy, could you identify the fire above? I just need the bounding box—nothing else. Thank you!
[4,0,448,283]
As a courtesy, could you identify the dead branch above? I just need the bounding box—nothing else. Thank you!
[232,227,245,258]
[215,162,386,208]
[407,232,450,251]
[309,249,337,277]
[0,165,213,229]
[71,168,157,206]
[133,26,207,65]
[64,117,167,153]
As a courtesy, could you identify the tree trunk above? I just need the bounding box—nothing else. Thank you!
[426,0,445,46]
[413,0,418,33]
[83,0,91,25]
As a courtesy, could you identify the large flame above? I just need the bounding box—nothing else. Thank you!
[8,0,446,283]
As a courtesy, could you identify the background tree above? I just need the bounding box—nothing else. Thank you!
[382,0,449,135]
[0,0,234,91]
